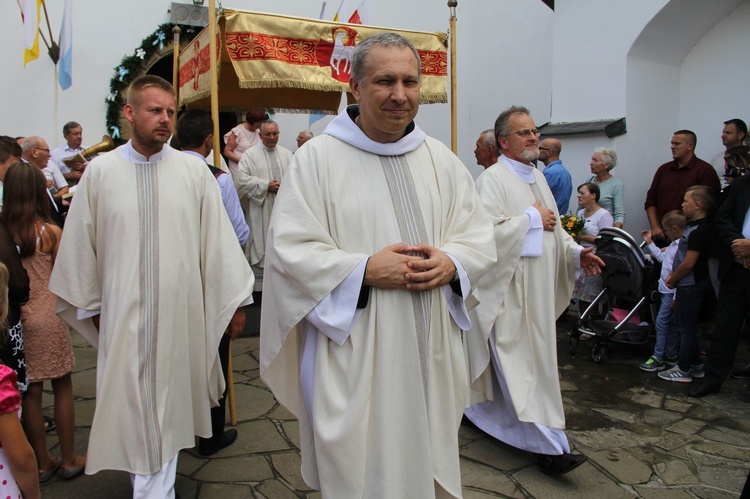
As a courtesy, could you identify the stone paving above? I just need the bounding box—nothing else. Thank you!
[40,314,749,498]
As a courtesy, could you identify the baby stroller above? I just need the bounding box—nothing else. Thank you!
[569,227,660,363]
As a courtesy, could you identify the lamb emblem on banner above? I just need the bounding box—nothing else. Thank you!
[330,28,357,76]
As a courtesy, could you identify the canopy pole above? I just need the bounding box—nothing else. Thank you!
[172,26,181,105]
[208,0,222,168]
[448,1,458,154]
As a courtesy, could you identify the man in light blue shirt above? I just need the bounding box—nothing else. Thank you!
[175,108,250,457]
[539,138,572,215]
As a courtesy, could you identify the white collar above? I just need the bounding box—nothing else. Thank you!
[120,141,171,163]
[499,154,536,184]
[324,105,426,156]
[182,150,208,163]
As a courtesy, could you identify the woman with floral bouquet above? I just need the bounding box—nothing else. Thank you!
[571,183,613,324]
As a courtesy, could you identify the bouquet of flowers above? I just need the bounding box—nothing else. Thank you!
[560,213,585,241]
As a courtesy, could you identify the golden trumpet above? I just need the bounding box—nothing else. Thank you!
[63,135,115,169]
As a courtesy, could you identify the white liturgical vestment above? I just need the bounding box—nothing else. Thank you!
[464,155,582,454]
[49,143,254,475]
[260,106,496,498]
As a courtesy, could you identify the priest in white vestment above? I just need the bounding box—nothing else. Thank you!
[49,76,254,498]
[464,106,603,476]
[260,34,496,498]
[235,120,292,286]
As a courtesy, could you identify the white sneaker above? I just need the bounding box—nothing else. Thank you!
[658,365,692,383]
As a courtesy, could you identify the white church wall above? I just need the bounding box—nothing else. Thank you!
[0,0,553,173]
[679,1,750,165]
[544,0,748,234]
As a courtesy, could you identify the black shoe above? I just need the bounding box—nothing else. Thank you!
[198,429,238,456]
[730,364,750,380]
[687,382,721,398]
[535,452,587,476]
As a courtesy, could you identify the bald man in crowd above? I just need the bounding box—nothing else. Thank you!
[539,138,572,215]
[296,130,313,149]
[474,129,500,169]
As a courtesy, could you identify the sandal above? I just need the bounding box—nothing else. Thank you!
[59,464,85,480]
[39,455,62,483]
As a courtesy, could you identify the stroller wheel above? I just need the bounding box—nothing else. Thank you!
[569,335,579,357]
[591,343,607,363]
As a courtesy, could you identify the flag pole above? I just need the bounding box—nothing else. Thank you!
[208,0,221,169]
[40,0,59,62]
[207,0,238,425]
[172,26,181,105]
[448,0,458,154]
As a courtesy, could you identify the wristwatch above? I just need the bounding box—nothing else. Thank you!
[450,269,459,283]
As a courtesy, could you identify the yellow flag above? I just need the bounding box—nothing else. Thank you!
[22,0,42,66]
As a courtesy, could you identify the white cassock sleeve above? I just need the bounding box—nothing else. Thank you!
[521,206,543,257]
[521,206,583,266]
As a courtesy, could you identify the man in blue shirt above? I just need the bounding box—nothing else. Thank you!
[539,138,572,214]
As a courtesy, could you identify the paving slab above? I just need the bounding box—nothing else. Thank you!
[513,461,635,499]
[665,418,706,436]
[618,387,663,409]
[43,315,749,498]
[643,408,683,426]
[699,425,750,447]
[233,383,277,421]
[663,398,692,413]
[256,479,299,499]
[688,451,748,494]
[633,486,694,499]
[688,485,744,499]
[194,455,273,482]
[460,457,524,497]
[460,436,535,472]
[270,451,313,491]
[590,407,638,424]
[654,459,699,485]
[568,427,658,450]
[198,483,255,498]
[587,449,652,484]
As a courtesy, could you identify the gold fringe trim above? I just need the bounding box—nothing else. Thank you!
[180,90,212,105]
[267,107,338,115]
[238,79,345,93]
[419,94,448,104]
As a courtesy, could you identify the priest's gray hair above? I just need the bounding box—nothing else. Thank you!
[480,129,497,150]
[594,147,618,170]
[350,33,421,86]
[494,105,531,142]
[260,120,278,133]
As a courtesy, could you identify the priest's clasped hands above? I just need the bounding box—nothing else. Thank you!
[364,243,456,292]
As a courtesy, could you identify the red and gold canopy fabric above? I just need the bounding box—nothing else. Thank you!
[224,9,447,103]
[178,26,221,105]
[178,10,448,113]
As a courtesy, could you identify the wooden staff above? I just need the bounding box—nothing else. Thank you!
[172,25,181,104]
[448,0,458,154]
[208,0,222,169]
[227,345,237,425]
[207,0,237,424]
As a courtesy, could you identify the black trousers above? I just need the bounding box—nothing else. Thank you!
[200,333,230,444]
[704,263,750,385]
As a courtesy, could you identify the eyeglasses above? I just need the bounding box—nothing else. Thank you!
[503,129,541,138]
[538,146,550,151]
[35,147,50,153]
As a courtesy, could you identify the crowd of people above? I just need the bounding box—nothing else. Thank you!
[0,31,748,498]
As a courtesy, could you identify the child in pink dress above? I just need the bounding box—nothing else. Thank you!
[0,262,41,498]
